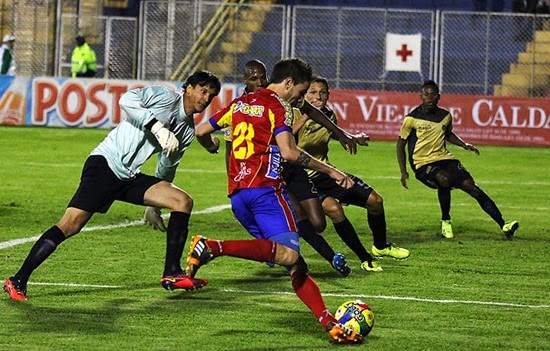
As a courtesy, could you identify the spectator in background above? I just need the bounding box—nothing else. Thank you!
[0,34,16,76]
[537,0,549,14]
[71,35,97,78]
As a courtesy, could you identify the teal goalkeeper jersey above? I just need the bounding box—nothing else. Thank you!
[91,85,196,181]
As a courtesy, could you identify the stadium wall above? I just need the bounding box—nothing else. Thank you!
[0,76,549,147]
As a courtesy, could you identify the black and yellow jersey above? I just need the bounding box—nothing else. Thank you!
[399,105,455,170]
[297,107,336,177]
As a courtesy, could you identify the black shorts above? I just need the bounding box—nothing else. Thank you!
[310,172,373,207]
[415,159,473,189]
[68,155,162,213]
[281,162,318,201]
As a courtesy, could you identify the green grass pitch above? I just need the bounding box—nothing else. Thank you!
[0,126,548,351]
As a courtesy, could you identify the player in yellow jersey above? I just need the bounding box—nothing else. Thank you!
[396,80,519,239]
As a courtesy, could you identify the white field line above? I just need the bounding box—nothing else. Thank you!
[0,204,231,250]
[219,289,550,309]
[17,283,549,309]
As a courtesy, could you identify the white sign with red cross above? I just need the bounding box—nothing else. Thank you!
[385,33,422,72]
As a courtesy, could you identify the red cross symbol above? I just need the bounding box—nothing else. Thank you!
[396,44,413,62]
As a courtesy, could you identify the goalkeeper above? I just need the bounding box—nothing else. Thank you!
[3,71,221,301]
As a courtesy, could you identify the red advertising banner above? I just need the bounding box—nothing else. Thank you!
[327,90,550,147]
[1,76,548,147]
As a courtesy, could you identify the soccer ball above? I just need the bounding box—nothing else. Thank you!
[334,299,374,336]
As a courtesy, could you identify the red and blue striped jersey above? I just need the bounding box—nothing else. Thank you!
[208,88,293,195]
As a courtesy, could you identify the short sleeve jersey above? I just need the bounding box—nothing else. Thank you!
[399,105,455,170]
[208,87,293,195]
[297,107,336,177]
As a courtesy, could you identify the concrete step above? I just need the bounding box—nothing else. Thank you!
[518,51,550,64]
[502,73,549,87]
[534,30,550,42]
[510,63,550,75]
[207,56,235,76]
[221,40,249,54]
[226,31,253,45]
[104,0,128,8]
[493,84,530,97]
[526,42,550,53]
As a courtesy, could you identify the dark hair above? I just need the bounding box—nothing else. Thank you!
[422,80,439,93]
[311,76,330,91]
[75,36,86,46]
[269,58,313,85]
[243,59,267,77]
[184,70,221,95]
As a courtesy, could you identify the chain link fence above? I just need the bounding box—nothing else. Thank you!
[58,14,137,79]
[291,6,434,92]
[1,0,548,97]
[139,1,286,83]
[2,0,57,77]
[440,11,549,96]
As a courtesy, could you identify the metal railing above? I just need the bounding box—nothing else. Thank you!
[170,0,246,81]
[3,0,549,97]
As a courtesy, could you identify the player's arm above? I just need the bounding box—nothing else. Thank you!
[330,129,369,146]
[195,119,221,154]
[300,100,358,154]
[275,131,354,189]
[291,110,309,135]
[446,132,479,155]
[396,137,409,189]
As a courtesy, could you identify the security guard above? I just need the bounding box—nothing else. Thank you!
[71,35,97,78]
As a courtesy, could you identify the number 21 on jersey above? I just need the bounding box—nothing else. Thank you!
[232,121,255,159]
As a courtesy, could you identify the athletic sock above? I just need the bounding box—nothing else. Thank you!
[475,191,505,227]
[333,217,373,262]
[163,212,189,276]
[438,187,452,221]
[290,265,333,329]
[297,219,335,264]
[368,211,388,250]
[13,225,66,285]
[205,238,277,263]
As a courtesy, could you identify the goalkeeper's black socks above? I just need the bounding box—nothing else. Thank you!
[14,225,66,285]
[164,211,190,276]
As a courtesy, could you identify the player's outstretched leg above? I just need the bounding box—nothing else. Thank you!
[186,235,214,278]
